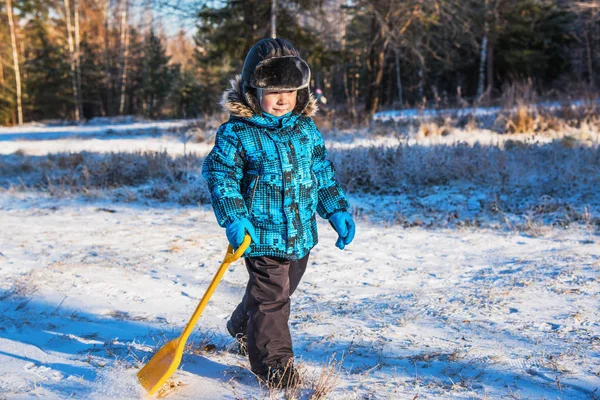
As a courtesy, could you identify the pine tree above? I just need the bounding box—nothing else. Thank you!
[78,34,109,118]
[137,29,179,118]
[494,0,575,87]
[22,10,71,120]
[172,69,206,118]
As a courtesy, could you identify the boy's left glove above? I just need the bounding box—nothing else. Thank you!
[226,218,258,256]
[328,211,356,250]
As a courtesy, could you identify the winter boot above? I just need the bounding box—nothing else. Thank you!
[226,319,248,356]
[255,361,301,389]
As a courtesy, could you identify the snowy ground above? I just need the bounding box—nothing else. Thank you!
[0,118,599,399]
[0,118,211,157]
[1,194,598,400]
[372,98,600,122]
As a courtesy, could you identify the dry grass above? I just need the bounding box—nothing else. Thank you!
[183,125,206,143]
[330,139,599,195]
[502,103,536,134]
[500,80,537,110]
[0,150,202,188]
[410,350,465,364]
[0,273,37,301]
[502,83,600,134]
[235,358,303,400]
[233,356,343,400]
[372,79,600,136]
[495,102,600,135]
[184,329,225,356]
[0,150,210,205]
[307,355,342,400]
[417,122,451,138]
[167,242,183,253]
[268,361,302,398]
[156,379,186,398]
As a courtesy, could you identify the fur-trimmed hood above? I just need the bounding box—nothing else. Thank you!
[221,75,318,119]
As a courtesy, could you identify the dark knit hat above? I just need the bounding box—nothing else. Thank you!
[241,38,311,115]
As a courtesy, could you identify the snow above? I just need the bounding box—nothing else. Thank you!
[1,195,598,399]
[373,98,600,122]
[0,118,195,142]
[0,118,213,157]
[0,137,213,157]
[0,117,599,399]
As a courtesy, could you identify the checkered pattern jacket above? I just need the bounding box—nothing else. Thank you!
[202,77,349,260]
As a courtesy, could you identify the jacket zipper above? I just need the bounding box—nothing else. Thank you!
[249,175,260,211]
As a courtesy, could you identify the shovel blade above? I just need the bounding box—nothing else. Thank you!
[137,339,182,395]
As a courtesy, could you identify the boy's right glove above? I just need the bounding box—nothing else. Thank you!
[328,211,356,250]
[226,218,257,256]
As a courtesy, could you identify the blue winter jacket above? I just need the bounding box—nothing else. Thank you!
[202,77,350,260]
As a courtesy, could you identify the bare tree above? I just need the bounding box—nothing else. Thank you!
[104,0,112,116]
[74,0,83,118]
[363,1,393,121]
[119,0,130,114]
[362,0,440,117]
[394,47,403,107]
[0,30,5,87]
[5,0,23,125]
[477,0,489,99]
[64,0,82,121]
[483,0,513,96]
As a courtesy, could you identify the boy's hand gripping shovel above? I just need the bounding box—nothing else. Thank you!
[137,235,251,396]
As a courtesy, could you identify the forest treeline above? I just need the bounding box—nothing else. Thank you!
[0,0,599,125]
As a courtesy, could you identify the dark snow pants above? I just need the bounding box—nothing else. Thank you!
[228,253,309,373]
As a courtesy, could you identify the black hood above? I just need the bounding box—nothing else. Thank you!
[239,38,312,116]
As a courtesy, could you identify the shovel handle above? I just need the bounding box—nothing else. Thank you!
[178,234,252,346]
[224,234,252,263]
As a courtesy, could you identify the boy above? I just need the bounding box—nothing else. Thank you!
[202,38,355,386]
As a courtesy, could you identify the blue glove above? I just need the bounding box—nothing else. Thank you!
[226,218,257,256]
[328,211,356,250]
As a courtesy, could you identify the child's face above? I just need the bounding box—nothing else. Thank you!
[261,89,297,116]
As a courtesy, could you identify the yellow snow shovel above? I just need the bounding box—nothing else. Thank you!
[137,234,251,396]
